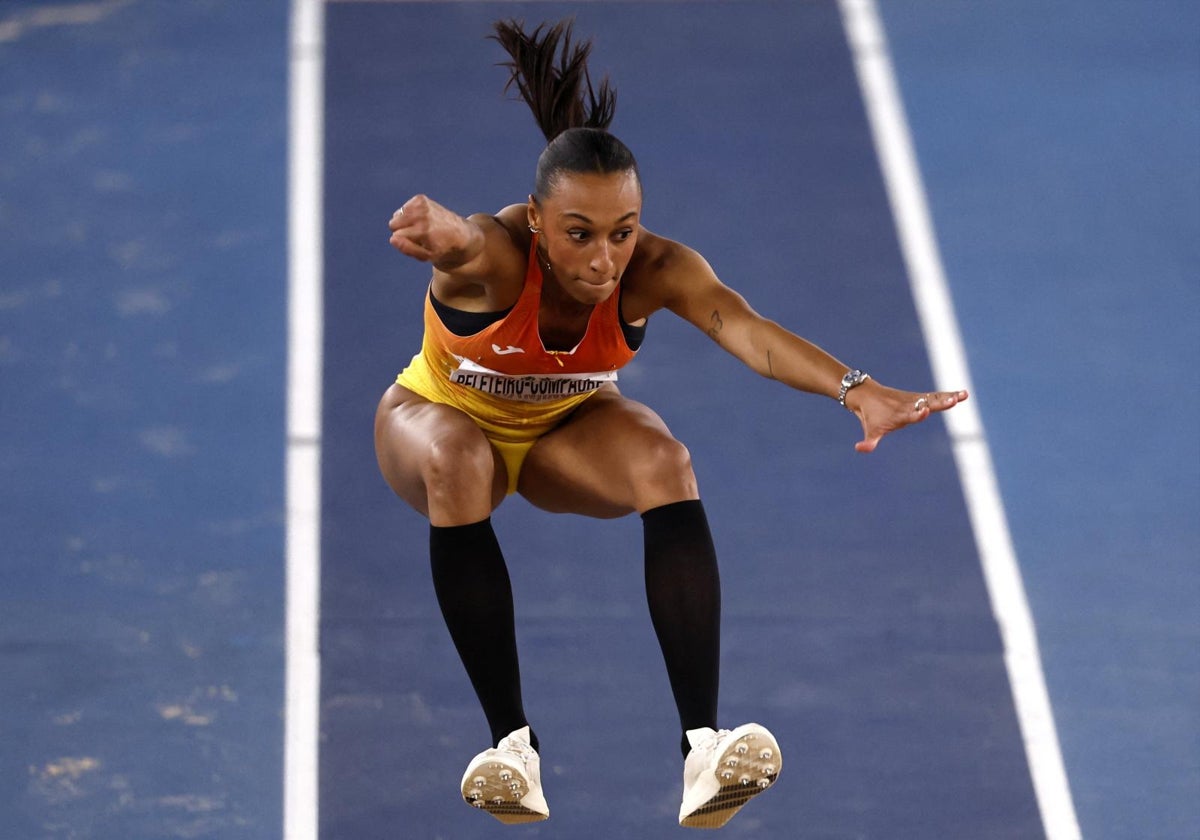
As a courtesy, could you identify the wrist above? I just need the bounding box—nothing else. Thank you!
[837,369,871,410]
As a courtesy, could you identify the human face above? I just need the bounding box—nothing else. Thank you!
[528,170,642,306]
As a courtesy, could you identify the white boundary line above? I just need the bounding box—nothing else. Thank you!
[837,2,1081,838]
[285,0,324,839]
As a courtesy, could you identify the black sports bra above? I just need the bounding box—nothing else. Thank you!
[430,287,646,351]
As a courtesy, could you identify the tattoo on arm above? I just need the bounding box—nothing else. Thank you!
[707,309,724,342]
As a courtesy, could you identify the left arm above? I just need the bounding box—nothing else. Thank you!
[656,243,967,453]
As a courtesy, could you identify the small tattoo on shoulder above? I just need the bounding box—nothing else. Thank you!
[707,309,724,341]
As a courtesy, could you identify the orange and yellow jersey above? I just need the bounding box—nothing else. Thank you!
[395,234,642,446]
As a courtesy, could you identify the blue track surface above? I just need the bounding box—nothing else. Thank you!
[1,1,1196,838]
[1,1,287,836]
[882,3,1200,835]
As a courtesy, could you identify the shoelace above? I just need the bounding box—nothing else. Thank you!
[694,729,732,755]
[497,736,538,766]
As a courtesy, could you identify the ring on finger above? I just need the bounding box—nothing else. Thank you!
[914,396,928,411]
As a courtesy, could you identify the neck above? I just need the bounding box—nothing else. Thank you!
[537,251,593,317]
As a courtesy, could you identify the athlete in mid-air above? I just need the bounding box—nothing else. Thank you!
[376,19,967,828]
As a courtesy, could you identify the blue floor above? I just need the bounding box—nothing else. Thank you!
[0,2,287,837]
[1,1,1196,838]
[882,2,1200,835]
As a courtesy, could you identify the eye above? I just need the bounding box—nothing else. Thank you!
[568,229,590,242]
[614,228,634,242]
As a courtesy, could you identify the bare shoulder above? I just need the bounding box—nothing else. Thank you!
[623,228,720,319]
[467,203,530,258]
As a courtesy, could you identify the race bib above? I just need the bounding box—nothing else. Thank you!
[449,358,618,403]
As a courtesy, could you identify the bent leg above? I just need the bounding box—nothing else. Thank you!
[374,384,533,748]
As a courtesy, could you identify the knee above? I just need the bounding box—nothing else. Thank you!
[424,432,496,496]
[631,434,697,497]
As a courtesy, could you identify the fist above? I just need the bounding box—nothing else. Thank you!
[388,194,463,262]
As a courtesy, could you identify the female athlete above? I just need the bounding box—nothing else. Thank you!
[375,19,967,829]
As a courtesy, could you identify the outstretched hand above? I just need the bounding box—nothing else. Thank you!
[845,381,968,453]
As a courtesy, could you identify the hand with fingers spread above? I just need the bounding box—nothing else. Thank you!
[842,379,968,454]
[388,194,484,269]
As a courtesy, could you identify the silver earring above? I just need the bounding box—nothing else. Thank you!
[528,224,540,234]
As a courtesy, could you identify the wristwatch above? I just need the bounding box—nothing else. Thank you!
[837,369,871,409]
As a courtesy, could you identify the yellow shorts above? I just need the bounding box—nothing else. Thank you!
[489,438,537,496]
[395,352,594,495]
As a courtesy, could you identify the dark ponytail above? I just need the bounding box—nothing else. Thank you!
[490,19,640,199]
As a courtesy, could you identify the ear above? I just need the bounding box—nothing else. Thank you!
[526,195,542,232]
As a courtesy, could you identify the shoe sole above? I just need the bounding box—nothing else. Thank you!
[461,757,548,824]
[680,727,781,829]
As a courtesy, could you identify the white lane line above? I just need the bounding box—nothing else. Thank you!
[285,0,324,839]
[837,2,1081,838]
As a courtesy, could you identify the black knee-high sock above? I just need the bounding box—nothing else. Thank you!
[642,499,721,758]
[430,518,537,752]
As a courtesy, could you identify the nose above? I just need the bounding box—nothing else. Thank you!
[589,240,614,278]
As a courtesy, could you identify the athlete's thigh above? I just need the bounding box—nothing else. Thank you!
[518,388,698,518]
[374,383,507,524]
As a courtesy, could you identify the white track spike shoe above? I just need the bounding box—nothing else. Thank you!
[459,726,549,824]
[678,723,782,829]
